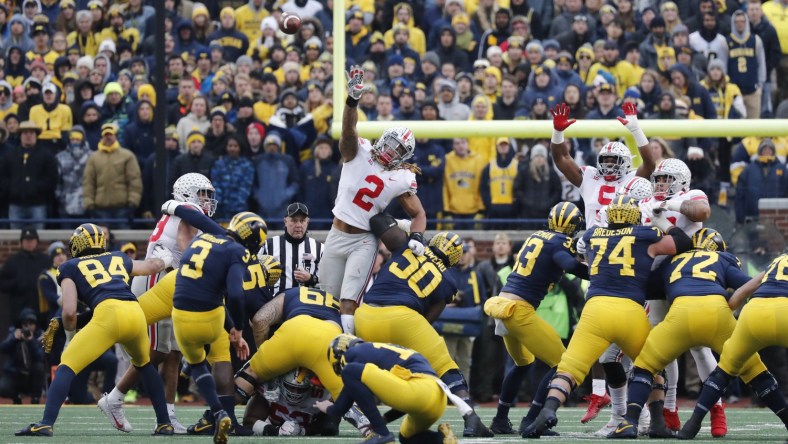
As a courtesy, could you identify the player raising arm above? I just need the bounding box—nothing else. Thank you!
[318,65,426,335]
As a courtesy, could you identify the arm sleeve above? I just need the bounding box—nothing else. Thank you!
[225,262,246,328]
[553,249,589,280]
[174,204,225,235]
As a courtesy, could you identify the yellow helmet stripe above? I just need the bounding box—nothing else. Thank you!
[563,206,579,228]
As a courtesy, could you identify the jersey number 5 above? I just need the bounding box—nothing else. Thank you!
[352,175,384,211]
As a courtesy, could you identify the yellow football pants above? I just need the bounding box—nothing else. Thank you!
[719,297,788,378]
[249,315,343,399]
[61,299,150,373]
[360,363,446,438]
[558,296,651,385]
[355,304,458,376]
[172,306,225,365]
[485,296,564,367]
[635,295,767,383]
[137,269,177,324]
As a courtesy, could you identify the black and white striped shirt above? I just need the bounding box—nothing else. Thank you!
[260,234,323,294]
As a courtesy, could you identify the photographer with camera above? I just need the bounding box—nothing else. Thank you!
[0,308,45,404]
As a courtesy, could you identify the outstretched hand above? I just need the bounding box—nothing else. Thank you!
[345,65,365,100]
[617,102,639,127]
[551,103,577,131]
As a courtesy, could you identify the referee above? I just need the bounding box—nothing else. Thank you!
[260,202,323,294]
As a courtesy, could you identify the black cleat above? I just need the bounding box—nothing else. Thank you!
[462,412,494,437]
[490,416,515,434]
[677,417,702,440]
[187,409,214,435]
[522,408,558,438]
[16,422,53,436]
[607,420,638,439]
[231,423,254,436]
[649,422,677,439]
[153,423,174,436]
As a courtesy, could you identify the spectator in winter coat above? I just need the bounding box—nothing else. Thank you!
[210,135,254,221]
[204,107,234,156]
[513,144,562,219]
[0,309,45,404]
[297,136,337,229]
[518,65,563,116]
[82,123,142,228]
[120,99,154,164]
[176,96,210,151]
[436,78,471,120]
[0,121,57,229]
[412,107,446,226]
[79,100,102,150]
[208,8,249,62]
[170,130,216,190]
[0,228,51,321]
[668,63,717,120]
[55,126,91,222]
[253,133,299,220]
[173,20,205,57]
[735,139,788,223]
[141,127,181,218]
[480,138,519,225]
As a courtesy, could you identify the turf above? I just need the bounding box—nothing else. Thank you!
[2,405,786,443]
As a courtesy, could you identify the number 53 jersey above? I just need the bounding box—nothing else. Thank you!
[333,138,417,231]
[57,251,135,309]
[363,246,457,315]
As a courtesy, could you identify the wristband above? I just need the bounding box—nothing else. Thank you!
[631,127,648,147]
[346,96,359,108]
[551,129,564,144]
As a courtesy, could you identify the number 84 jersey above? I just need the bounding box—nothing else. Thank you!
[333,138,417,231]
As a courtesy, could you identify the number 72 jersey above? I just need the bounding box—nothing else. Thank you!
[333,138,417,231]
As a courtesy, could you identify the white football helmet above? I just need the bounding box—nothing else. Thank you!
[651,158,691,200]
[597,141,632,181]
[372,127,416,169]
[172,173,218,217]
[617,176,653,201]
[278,368,314,405]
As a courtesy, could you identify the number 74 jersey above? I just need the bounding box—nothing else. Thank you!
[333,138,417,231]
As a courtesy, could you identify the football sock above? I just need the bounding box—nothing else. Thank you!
[609,384,627,418]
[648,400,668,430]
[751,371,788,420]
[592,379,606,397]
[137,363,170,424]
[496,364,529,419]
[166,403,175,417]
[692,367,729,420]
[191,362,222,413]
[219,395,238,424]
[441,369,469,398]
[624,367,653,424]
[664,359,678,411]
[43,366,76,425]
[524,368,556,422]
[690,347,720,405]
[108,386,126,403]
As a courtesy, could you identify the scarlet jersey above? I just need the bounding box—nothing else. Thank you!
[145,202,203,268]
[579,166,637,229]
[260,384,331,427]
[333,138,417,231]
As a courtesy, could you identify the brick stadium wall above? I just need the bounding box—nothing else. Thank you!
[759,198,788,240]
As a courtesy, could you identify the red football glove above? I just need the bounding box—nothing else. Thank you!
[617,102,639,127]
[550,103,576,131]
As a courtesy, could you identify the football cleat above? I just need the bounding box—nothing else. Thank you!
[439,423,459,444]
[522,408,557,438]
[41,317,60,353]
[152,423,174,435]
[187,410,214,435]
[98,393,132,432]
[232,423,255,436]
[663,407,681,431]
[363,432,396,443]
[594,414,624,437]
[15,423,53,436]
[213,410,232,444]
[490,416,515,434]
[710,403,727,437]
[607,420,637,439]
[462,412,494,437]
[677,417,702,440]
[581,393,611,423]
[649,421,677,438]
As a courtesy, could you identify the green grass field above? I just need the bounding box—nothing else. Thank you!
[1,405,786,443]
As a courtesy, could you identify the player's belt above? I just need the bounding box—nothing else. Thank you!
[333,218,368,234]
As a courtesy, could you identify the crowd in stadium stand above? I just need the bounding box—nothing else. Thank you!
[0,0,784,230]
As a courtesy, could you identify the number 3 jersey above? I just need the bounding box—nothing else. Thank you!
[363,245,457,315]
[57,251,135,309]
[579,166,637,229]
[333,138,417,231]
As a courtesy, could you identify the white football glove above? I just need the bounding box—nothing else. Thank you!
[493,318,509,337]
[395,218,412,233]
[151,243,174,269]
[161,199,182,215]
[279,420,304,436]
[345,65,365,100]
[263,382,280,403]
[650,209,673,232]
[575,237,587,255]
[408,232,425,256]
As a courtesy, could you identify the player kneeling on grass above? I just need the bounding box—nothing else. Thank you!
[317,335,460,444]
[239,367,371,437]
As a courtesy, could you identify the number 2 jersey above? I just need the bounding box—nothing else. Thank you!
[579,166,637,229]
[282,286,342,325]
[664,250,751,303]
[754,253,788,299]
[333,138,417,231]
[363,245,457,315]
[501,230,588,308]
[583,225,663,304]
[57,251,135,309]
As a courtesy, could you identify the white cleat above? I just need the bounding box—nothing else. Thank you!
[638,406,651,435]
[98,393,132,432]
[170,416,187,434]
[594,414,624,437]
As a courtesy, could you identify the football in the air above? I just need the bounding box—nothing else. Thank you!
[279,12,302,35]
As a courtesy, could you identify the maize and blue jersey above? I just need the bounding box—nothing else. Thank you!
[665,250,751,302]
[57,252,135,309]
[344,342,436,376]
[753,253,788,299]
[282,286,342,324]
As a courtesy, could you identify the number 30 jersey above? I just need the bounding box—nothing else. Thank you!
[363,245,457,315]
[333,138,417,231]
[282,286,342,325]
[58,251,135,309]
[579,166,637,229]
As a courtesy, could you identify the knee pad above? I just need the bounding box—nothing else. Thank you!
[629,367,654,389]
[651,370,667,393]
[704,367,733,393]
[234,368,259,403]
[751,371,779,399]
[441,369,468,395]
[603,362,628,387]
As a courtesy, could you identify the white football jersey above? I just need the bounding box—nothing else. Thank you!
[579,166,637,229]
[641,189,708,269]
[332,138,417,231]
[594,200,650,227]
[266,385,331,427]
[145,202,203,268]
